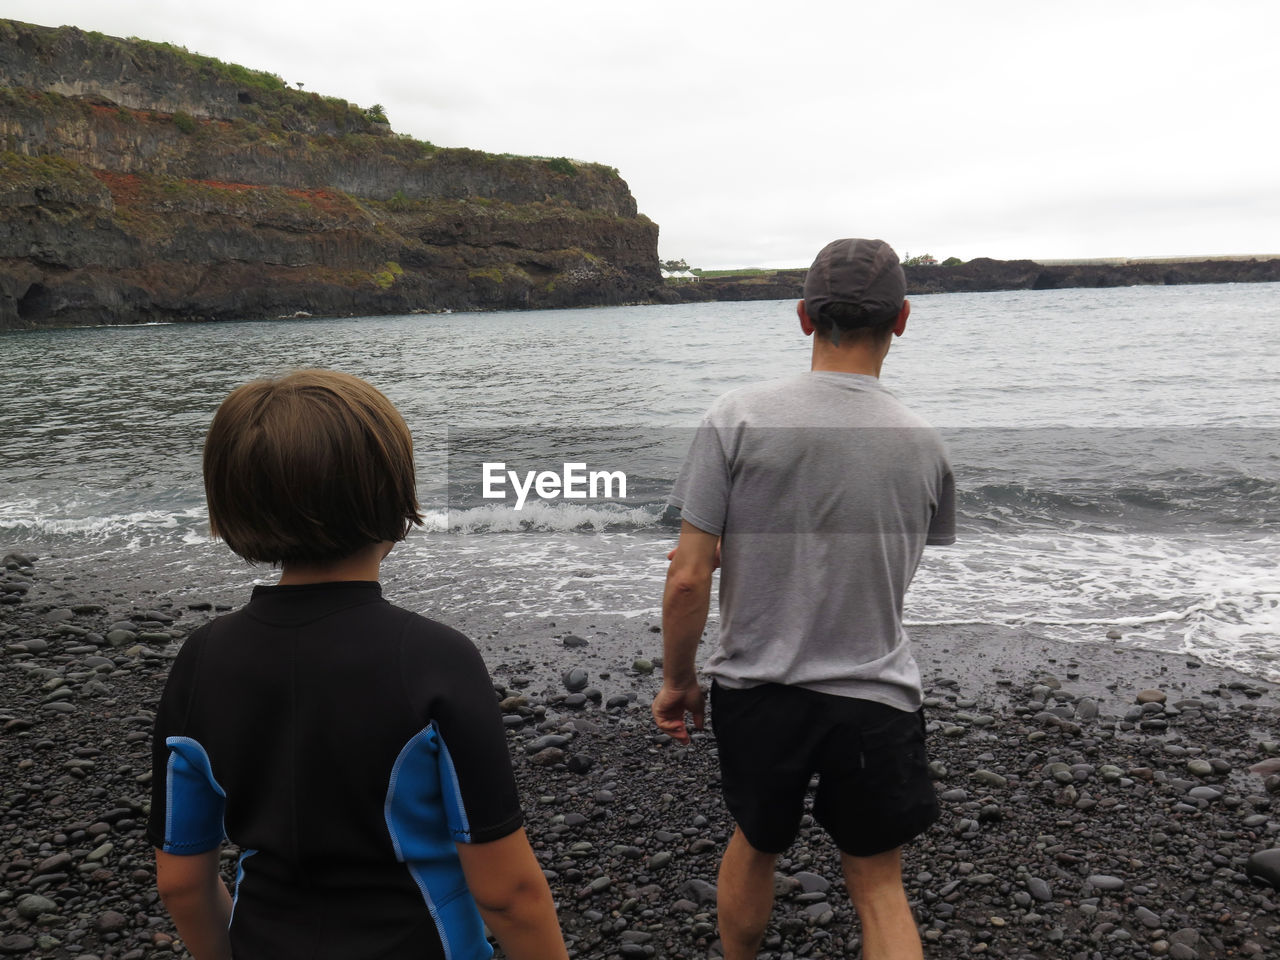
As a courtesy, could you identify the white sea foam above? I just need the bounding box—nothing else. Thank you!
[440,501,665,533]
[0,499,207,547]
[908,528,1280,677]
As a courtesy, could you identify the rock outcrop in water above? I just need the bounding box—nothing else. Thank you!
[0,20,661,328]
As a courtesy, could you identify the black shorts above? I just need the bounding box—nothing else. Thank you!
[710,681,938,857]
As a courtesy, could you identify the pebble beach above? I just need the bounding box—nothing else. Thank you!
[4,551,1280,960]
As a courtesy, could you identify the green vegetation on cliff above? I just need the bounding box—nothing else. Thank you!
[0,150,106,198]
[0,18,380,137]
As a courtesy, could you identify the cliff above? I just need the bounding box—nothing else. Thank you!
[0,20,661,328]
[667,257,1280,304]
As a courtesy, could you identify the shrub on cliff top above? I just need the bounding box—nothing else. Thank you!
[547,157,577,177]
[901,253,938,267]
[126,36,286,94]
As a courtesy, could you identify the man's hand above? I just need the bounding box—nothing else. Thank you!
[651,682,706,744]
[655,521,717,744]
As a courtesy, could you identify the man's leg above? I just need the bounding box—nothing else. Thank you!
[717,826,778,960]
[840,846,922,960]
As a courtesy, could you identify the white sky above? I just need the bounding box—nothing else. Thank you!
[7,0,1278,268]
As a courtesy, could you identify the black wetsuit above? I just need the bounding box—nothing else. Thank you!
[147,582,522,960]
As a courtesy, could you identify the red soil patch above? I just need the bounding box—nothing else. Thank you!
[90,169,144,203]
[194,179,256,192]
[284,187,356,215]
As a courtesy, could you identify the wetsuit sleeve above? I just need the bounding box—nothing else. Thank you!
[146,626,228,854]
[669,412,731,536]
[412,625,524,845]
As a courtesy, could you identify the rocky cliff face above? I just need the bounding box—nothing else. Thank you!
[0,20,661,328]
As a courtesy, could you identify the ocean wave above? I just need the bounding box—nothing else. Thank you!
[961,468,1280,531]
[427,501,670,534]
[0,501,207,543]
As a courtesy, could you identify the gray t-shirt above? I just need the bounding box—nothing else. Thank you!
[670,371,954,711]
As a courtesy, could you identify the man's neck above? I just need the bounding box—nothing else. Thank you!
[809,340,891,378]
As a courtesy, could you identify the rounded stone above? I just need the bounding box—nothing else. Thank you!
[973,769,1008,789]
[1087,874,1126,891]
[1186,759,1214,777]
[529,747,566,767]
[95,910,129,933]
[105,629,136,648]
[1245,848,1280,889]
[1136,689,1167,705]
[15,894,58,919]
[1187,786,1223,802]
[793,871,830,894]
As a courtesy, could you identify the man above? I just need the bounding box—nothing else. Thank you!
[652,238,954,960]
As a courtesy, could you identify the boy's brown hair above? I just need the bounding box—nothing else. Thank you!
[203,369,423,566]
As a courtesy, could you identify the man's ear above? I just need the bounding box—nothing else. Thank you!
[797,300,815,336]
[893,299,910,338]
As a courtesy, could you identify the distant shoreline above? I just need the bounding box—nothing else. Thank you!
[662,255,1280,304]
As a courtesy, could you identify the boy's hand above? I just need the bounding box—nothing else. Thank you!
[651,682,705,744]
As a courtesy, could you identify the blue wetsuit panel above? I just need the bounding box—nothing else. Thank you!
[162,736,226,854]
[385,723,490,960]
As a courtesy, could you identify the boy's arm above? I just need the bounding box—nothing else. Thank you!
[651,520,720,743]
[154,848,233,960]
[455,829,569,960]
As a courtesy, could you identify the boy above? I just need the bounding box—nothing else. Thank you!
[148,369,567,960]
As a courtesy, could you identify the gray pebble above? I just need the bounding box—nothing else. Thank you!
[16,894,58,919]
[1087,874,1125,891]
[973,769,1008,788]
[1026,877,1052,902]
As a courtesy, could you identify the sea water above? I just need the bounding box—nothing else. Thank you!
[1,283,1277,677]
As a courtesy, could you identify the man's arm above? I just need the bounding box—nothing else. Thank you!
[455,829,569,960]
[651,520,720,743]
[154,848,232,960]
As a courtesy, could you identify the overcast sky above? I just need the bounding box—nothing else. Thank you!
[8,0,1278,268]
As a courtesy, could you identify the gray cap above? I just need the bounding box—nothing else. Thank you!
[802,238,906,323]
